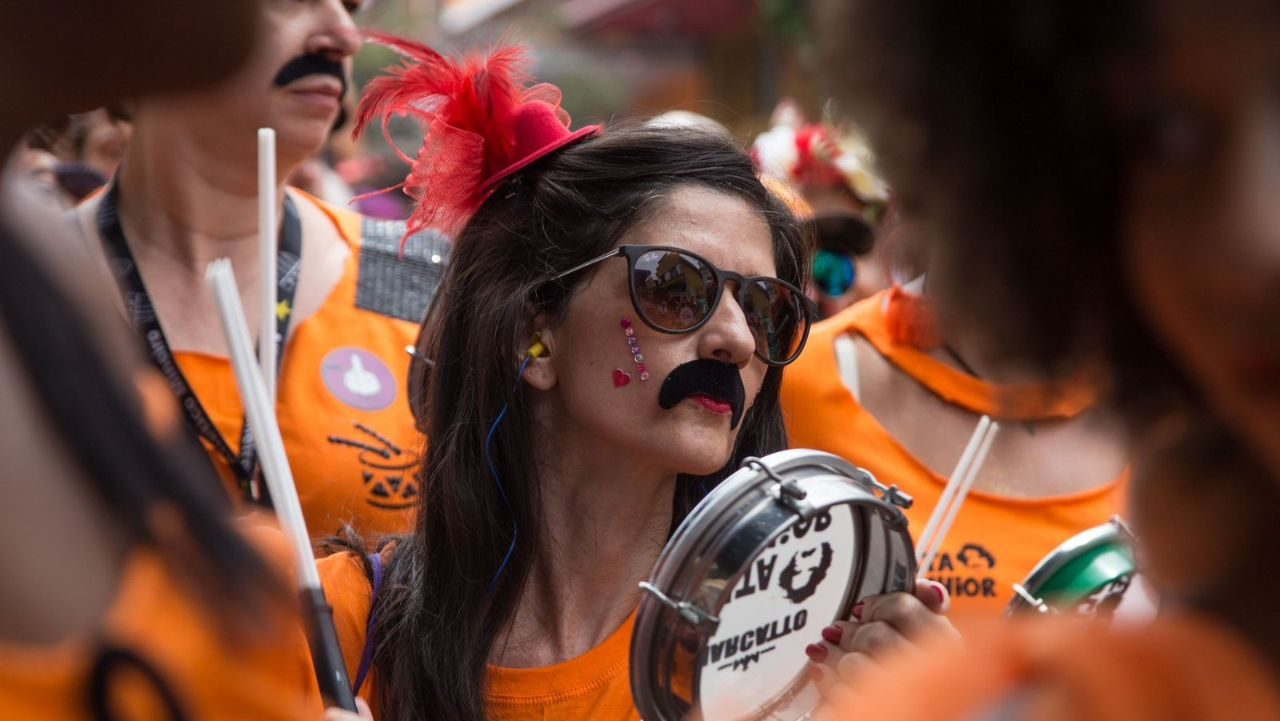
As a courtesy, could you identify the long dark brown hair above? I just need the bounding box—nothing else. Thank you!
[816,0,1166,418]
[370,125,809,721]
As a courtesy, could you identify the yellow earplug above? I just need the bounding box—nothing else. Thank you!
[526,332,546,359]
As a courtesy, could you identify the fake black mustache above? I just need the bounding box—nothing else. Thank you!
[273,53,348,93]
[658,359,746,430]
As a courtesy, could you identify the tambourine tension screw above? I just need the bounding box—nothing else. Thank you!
[638,582,721,634]
[1011,583,1056,615]
[745,457,804,496]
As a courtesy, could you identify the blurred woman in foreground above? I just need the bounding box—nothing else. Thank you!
[814,0,1280,718]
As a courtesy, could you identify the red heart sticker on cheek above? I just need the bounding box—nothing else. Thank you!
[613,368,632,387]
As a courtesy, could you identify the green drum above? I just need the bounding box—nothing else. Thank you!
[1006,517,1153,621]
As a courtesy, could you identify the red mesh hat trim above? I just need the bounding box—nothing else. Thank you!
[354,32,598,241]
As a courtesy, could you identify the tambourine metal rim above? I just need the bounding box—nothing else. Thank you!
[630,449,916,721]
[1006,516,1137,616]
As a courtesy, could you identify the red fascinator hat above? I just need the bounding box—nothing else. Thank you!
[354,32,603,239]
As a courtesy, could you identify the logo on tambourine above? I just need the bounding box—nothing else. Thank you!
[778,543,834,604]
[699,507,857,721]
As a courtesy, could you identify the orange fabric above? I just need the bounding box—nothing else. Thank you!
[485,613,638,721]
[825,615,1280,721]
[177,190,422,539]
[0,539,320,721]
[317,551,641,721]
[883,285,942,351]
[781,291,1127,628]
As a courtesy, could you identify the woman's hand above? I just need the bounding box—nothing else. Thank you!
[324,698,374,721]
[805,579,960,693]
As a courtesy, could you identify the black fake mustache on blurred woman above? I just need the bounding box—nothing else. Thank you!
[658,359,747,430]
[273,52,347,90]
[273,53,349,128]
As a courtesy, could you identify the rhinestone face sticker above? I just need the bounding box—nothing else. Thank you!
[619,318,651,382]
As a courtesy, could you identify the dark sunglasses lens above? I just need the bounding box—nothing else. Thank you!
[632,249,718,330]
[813,249,856,296]
[812,214,875,256]
[742,279,808,363]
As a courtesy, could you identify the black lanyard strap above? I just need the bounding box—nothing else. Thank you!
[97,182,302,504]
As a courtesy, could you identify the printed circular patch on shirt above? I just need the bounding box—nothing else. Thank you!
[321,347,397,411]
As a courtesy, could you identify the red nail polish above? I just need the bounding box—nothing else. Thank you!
[931,583,947,607]
[821,626,843,644]
[805,643,828,661]
[851,602,865,620]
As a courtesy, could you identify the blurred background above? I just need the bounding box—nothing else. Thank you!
[25,0,895,314]
[337,0,830,219]
[358,0,824,135]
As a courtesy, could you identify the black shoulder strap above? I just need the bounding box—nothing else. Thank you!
[88,645,190,721]
[96,182,301,505]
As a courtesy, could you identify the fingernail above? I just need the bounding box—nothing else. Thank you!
[931,582,947,606]
[805,643,828,661]
[851,602,865,620]
[821,625,843,644]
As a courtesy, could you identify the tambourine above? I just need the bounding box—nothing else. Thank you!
[1006,516,1156,622]
[631,449,916,721]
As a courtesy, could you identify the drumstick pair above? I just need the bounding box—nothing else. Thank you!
[201,130,358,712]
[915,415,1002,574]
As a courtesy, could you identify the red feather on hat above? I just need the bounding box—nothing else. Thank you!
[354,32,539,239]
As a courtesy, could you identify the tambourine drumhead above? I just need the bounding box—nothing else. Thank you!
[631,449,916,721]
[1006,517,1157,622]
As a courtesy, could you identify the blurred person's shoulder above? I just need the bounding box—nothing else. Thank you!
[823,615,1280,721]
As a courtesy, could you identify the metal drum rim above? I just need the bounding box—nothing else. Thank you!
[631,449,915,721]
[1007,518,1134,614]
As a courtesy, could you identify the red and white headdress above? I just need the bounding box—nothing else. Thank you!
[354,33,603,239]
[750,100,890,216]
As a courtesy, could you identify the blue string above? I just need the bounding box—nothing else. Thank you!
[485,355,533,593]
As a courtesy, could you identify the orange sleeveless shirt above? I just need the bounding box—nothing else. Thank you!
[176,190,434,539]
[315,551,641,721]
[0,542,319,721]
[781,291,1127,627]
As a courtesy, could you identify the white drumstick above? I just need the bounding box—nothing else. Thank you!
[209,258,357,710]
[918,421,1001,575]
[207,259,317,588]
[258,128,278,405]
[916,415,991,565]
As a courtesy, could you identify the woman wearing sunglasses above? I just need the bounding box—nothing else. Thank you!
[288,37,911,721]
[752,110,895,319]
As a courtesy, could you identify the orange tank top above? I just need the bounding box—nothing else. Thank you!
[0,545,319,721]
[176,190,439,539]
[316,551,641,721]
[781,290,1127,627]
[825,615,1280,721]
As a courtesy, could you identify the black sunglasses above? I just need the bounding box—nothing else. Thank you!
[549,245,817,366]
